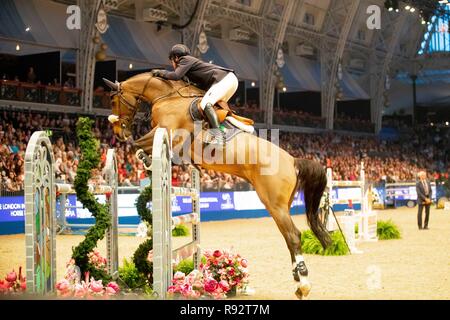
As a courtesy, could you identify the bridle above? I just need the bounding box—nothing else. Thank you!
[113,73,204,129]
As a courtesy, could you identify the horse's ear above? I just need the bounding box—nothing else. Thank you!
[103,78,120,91]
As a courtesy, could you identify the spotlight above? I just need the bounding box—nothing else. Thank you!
[421,20,426,25]
[282,87,287,92]
[16,44,20,51]
[405,5,410,10]
[410,7,415,12]
[388,7,393,11]
[209,60,213,64]
[430,122,434,126]
[25,27,31,32]
[129,63,133,69]
[251,82,255,87]
[446,121,449,126]
[395,8,399,12]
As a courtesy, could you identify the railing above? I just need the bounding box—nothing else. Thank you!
[0,80,85,107]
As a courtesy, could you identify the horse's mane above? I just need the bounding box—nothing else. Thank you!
[124,72,204,95]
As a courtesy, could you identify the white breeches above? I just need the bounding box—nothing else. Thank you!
[200,72,239,110]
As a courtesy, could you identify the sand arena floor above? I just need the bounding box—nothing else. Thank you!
[0,207,449,300]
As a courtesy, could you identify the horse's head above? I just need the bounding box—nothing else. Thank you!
[104,78,141,142]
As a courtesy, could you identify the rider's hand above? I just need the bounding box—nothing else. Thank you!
[151,70,164,77]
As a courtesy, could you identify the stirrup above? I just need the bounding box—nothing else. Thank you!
[136,149,152,171]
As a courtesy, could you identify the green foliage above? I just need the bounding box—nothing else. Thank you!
[132,239,153,282]
[71,117,111,281]
[174,259,194,275]
[377,220,401,240]
[301,230,349,256]
[135,185,152,224]
[118,258,148,290]
[133,184,154,287]
[172,224,189,237]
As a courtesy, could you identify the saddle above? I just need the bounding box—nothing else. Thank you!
[189,97,255,134]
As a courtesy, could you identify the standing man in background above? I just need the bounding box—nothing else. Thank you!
[416,171,432,230]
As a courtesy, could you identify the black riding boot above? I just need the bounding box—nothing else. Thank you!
[204,103,225,144]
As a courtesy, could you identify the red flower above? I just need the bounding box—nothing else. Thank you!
[213,250,222,258]
[204,279,218,293]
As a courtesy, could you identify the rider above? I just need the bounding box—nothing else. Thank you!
[152,44,238,144]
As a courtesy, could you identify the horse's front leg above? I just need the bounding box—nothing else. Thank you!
[134,125,160,170]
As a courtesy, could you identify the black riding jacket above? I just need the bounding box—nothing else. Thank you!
[160,55,234,91]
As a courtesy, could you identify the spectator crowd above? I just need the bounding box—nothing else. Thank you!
[0,107,448,193]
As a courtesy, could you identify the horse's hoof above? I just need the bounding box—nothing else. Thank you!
[136,149,152,171]
[295,279,311,300]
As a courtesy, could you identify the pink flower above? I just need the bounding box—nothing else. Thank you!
[204,279,218,293]
[213,250,222,258]
[6,270,17,283]
[173,272,185,281]
[89,279,104,293]
[105,286,117,295]
[218,280,230,292]
[20,281,26,291]
[181,283,193,297]
[74,283,87,297]
[106,282,120,294]
[56,279,71,293]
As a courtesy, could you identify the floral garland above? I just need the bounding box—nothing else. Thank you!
[132,185,153,282]
[71,117,111,281]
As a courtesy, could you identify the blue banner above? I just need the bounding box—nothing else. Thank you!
[0,184,443,224]
[0,196,25,222]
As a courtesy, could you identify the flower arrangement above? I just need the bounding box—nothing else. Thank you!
[201,249,249,292]
[0,267,26,294]
[168,270,230,299]
[87,250,108,273]
[168,249,250,299]
[55,256,120,298]
[56,272,120,298]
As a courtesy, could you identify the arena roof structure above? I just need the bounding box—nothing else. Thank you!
[0,0,449,132]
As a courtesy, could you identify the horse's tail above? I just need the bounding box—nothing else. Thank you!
[294,159,331,249]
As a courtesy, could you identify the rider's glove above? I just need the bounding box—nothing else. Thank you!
[151,70,165,77]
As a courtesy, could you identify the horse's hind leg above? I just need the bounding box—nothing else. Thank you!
[267,205,312,299]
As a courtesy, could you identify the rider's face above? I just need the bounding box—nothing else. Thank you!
[171,58,178,70]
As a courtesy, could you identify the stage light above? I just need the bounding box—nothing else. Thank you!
[410,7,415,12]
[405,5,410,10]
[446,121,449,126]
[251,82,255,87]
[16,44,20,51]
[129,63,133,69]
[388,7,393,11]
[430,122,434,126]
[421,20,426,25]
[282,87,287,92]
[395,8,399,12]
[209,60,213,64]
[25,27,31,32]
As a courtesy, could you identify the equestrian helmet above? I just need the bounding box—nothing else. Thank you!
[169,44,191,60]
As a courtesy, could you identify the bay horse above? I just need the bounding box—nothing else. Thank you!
[103,73,331,299]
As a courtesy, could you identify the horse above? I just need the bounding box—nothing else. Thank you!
[103,73,331,299]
